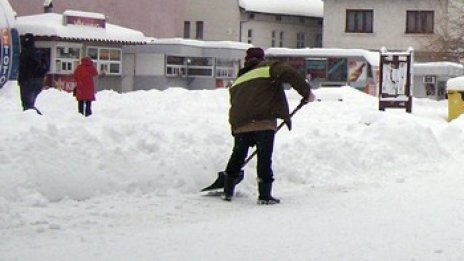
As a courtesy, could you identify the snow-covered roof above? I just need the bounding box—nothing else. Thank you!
[266,47,380,67]
[63,10,106,20]
[16,12,146,44]
[239,0,323,18]
[414,62,464,76]
[146,37,252,50]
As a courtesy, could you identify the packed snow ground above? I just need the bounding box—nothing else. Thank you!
[1,81,463,260]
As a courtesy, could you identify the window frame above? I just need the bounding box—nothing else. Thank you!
[54,45,82,75]
[196,21,204,40]
[296,32,305,48]
[345,9,374,33]
[215,58,236,79]
[184,21,191,38]
[165,56,213,78]
[86,47,122,76]
[406,10,434,34]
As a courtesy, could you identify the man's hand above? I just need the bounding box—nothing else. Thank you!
[301,92,316,104]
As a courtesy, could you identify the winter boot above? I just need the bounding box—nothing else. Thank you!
[222,173,237,201]
[257,181,280,205]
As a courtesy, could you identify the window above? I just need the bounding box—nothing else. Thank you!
[196,21,204,39]
[346,9,373,33]
[276,15,282,21]
[249,13,255,20]
[215,59,236,79]
[247,29,253,44]
[296,32,305,48]
[271,31,276,47]
[55,46,81,74]
[166,56,213,78]
[165,56,185,77]
[184,21,191,38]
[279,31,285,47]
[406,11,434,33]
[87,47,122,75]
[188,57,213,76]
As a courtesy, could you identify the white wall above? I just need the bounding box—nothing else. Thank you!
[322,0,447,52]
[184,0,241,41]
[135,53,165,76]
[241,13,321,49]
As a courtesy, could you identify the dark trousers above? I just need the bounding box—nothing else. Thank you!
[78,100,92,117]
[19,78,43,114]
[225,130,275,183]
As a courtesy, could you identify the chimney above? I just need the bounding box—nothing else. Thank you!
[43,0,53,13]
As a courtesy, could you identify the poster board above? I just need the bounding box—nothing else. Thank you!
[379,48,413,113]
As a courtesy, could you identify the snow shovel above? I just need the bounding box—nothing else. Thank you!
[200,100,306,192]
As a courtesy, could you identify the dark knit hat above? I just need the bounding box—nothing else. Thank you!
[245,47,265,61]
[22,33,35,48]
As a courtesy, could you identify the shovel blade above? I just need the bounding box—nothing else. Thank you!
[200,170,244,192]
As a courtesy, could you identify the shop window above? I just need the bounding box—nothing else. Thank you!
[187,57,212,77]
[87,47,122,75]
[55,46,81,74]
[216,59,236,79]
[307,58,327,80]
[166,56,213,78]
[437,81,446,99]
[166,56,186,77]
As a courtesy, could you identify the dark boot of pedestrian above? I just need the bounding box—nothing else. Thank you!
[222,173,237,201]
[257,181,280,205]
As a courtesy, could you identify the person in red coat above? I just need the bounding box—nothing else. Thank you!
[73,57,99,116]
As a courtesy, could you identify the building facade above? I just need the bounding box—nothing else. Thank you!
[11,0,323,49]
[322,0,450,62]
[10,0,184,38]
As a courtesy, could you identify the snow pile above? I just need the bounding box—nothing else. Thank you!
[0,83,451,204]
[1,81,464,260]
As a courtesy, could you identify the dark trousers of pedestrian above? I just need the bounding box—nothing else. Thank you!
[225,130,275,183]
[19,78,43,115]
[78,100,92,117]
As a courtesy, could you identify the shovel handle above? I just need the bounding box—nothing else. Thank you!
[241,101,306,167]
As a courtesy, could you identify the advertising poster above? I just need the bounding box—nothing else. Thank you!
[45,74,77,92]
[306,59,327,80]
[347,59,367,84]
[382,62,407,95]
[327,58,347,81]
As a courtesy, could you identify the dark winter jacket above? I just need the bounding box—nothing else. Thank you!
[74,57,98,101]
[17,47,49,85]
[228,59,311,132]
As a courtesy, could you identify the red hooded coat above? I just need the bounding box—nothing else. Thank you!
[74,57,98,101]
